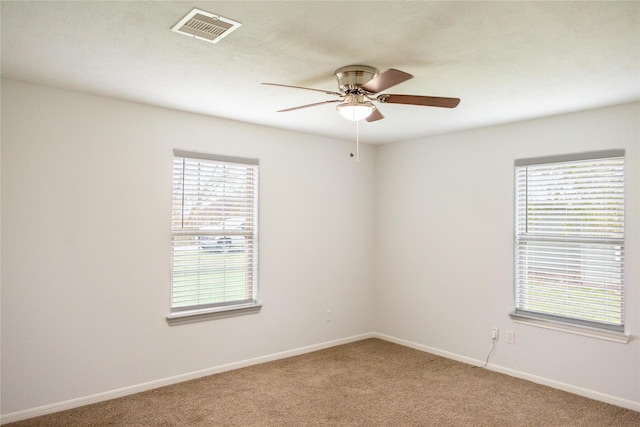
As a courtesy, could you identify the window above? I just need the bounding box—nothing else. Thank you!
[168,151,259,322]
[513,150,625,333]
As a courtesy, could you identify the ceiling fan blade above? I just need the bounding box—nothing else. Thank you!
[262,82,342,97]
[365,108,384,122]
[277,99,342,112]
[360,69,413,94]
[377,94,460,108]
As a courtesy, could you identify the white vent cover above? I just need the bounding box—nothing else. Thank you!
[171,8,241,44]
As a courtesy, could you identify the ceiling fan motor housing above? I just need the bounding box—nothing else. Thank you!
[335,65,378,93]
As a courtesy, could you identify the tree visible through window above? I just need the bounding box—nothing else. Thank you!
[170,151,259,315]
[514,151,625,331]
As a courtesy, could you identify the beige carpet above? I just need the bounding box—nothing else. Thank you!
[7,338,640,426]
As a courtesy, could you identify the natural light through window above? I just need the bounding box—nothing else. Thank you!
[513,151,625,332]
[169,151,259,321]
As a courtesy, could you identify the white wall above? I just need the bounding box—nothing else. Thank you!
[0,80,376,416]
[375,102,640,405]
[2,80,639,419]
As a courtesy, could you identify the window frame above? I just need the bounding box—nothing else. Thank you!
[167,150,261,325]
[510,150,629,342]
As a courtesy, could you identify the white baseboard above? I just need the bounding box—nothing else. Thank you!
[3,331,638,423]
[373,332,640,412]
[0,333,374,425]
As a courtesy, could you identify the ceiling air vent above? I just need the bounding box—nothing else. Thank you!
[171,8,241,44]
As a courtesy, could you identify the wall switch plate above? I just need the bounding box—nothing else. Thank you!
[506,330,515,344]
[326,310,332,322]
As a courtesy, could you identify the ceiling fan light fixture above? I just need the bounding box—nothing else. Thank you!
[337,101,375,121]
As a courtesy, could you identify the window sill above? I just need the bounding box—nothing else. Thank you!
[509,312,630,344]
[167,303,262,325]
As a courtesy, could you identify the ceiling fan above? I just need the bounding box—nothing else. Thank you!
[263,65,460,122]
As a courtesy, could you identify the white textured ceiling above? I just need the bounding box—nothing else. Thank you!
[1,1,639,144]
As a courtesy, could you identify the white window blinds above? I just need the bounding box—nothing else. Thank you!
[514,151,625,331]
[171,151,259,312]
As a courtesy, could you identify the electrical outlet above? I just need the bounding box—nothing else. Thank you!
[491,327,499,341]
[506,330,515,344]
[326,309,332,322]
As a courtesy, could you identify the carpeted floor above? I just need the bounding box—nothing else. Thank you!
[7,338,640,426]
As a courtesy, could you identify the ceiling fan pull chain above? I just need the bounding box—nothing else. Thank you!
[349,120,360,162]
